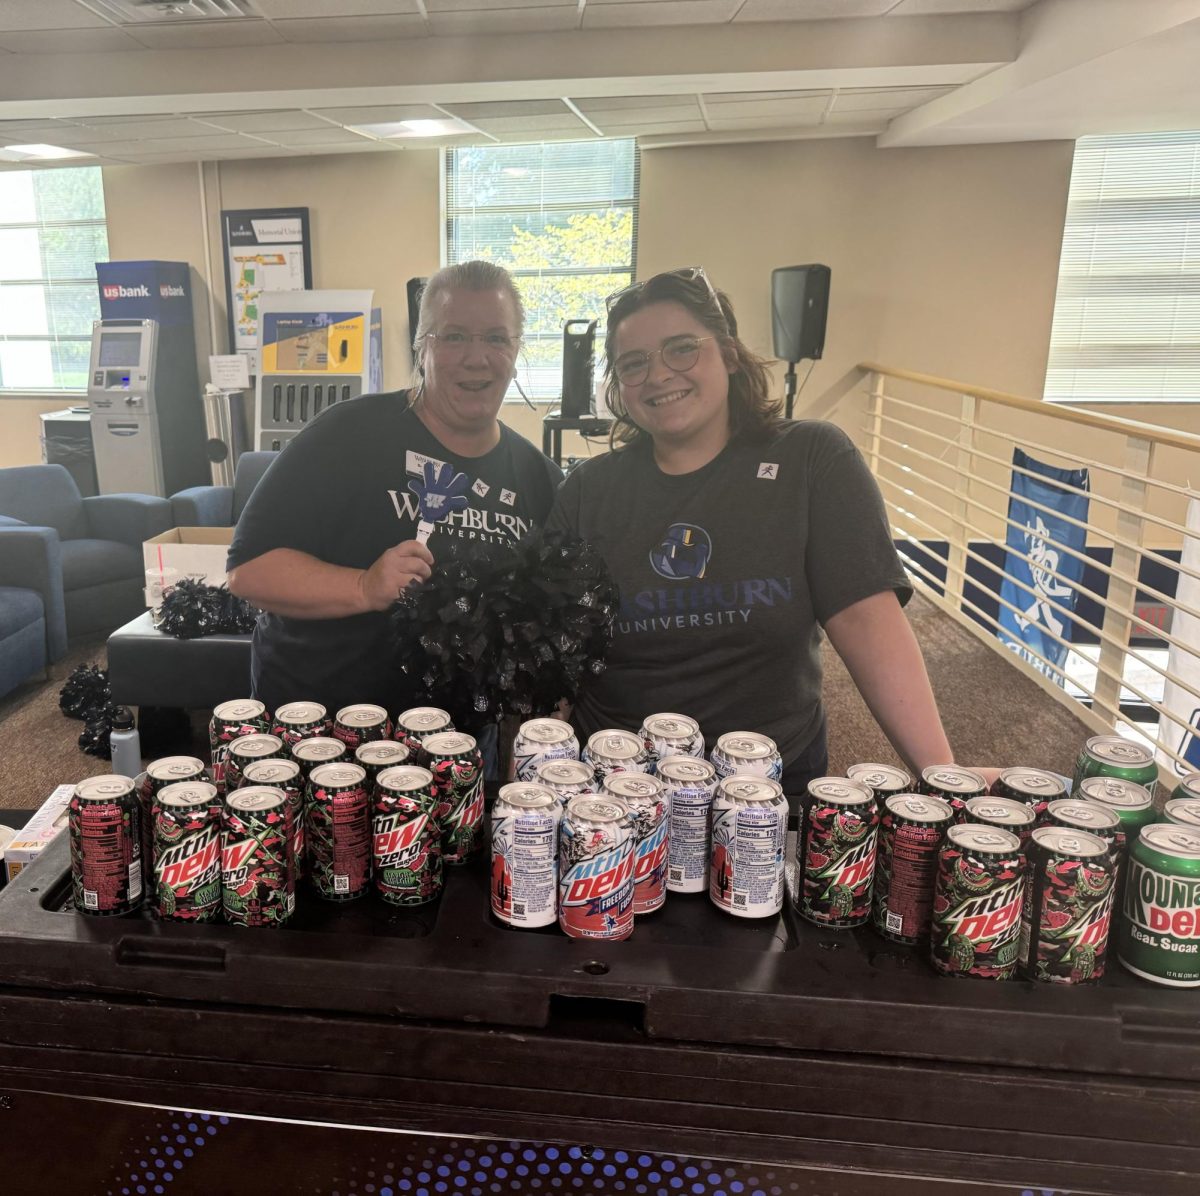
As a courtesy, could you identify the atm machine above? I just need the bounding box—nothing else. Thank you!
[88,261,208,496]
[256,289,382,451]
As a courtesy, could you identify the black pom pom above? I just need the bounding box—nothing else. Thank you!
[59,662,111,719]
[78,702,117,758]
[155,579,259,638]
[390,529,618,729]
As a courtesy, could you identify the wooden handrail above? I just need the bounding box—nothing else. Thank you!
[859,362,1200,455]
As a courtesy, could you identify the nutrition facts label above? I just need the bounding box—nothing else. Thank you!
[505,817,557,927]
[712,807,784,918]
[668,791,710,892]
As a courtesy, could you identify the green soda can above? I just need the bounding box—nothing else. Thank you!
[1117,822,1200,987]
[1163,799,1200,830]
[1169,773,1200,805]
[1077,776,1156,839]
[1073,735,1158,800]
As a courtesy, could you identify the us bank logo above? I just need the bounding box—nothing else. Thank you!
[650,523,712,580]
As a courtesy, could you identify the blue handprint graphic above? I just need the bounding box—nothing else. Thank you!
[408,460,471,542]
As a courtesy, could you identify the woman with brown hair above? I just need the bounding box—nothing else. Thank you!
[547,267,954,796]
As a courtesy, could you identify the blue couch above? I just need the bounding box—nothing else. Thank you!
[170,451,277,529]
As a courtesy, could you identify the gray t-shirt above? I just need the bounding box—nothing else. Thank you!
[546,420,910,778]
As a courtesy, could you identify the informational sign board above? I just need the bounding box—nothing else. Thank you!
[220,207,312,358]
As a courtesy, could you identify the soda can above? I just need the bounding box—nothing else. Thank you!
[291,735,348,781]
[1018,826,1115,984]
[992,767,1066,819]
[307,762,372,901]
[872,793,954,945]
[241,758,306,877]
[919,765,988,817]
[1042,798,1121,856]
[846,763,912,807]
[354,739,411,789]
[140,756,209,872]
[221,786,294,927]
[639,713,705,773]
[491,782,561,928]
[1163,799,1200,830]
[710,776,788,919]
[795,777,879,928]
[393,706,454,765]
[513,718,580,783]
[604,772,669,916]
[271,701,330,749]
[224,734,285,795]
[69,775,143,916]
[333,703,392,751]
[1117,822,1200,987]
[535,758,597,807]
[558,795,634,940]
[209,698,270,794]
[153,783,221,922]
[930,825,1024,980]
[1073,735,1159,799]
[962,796,1036,852]
[1077,776,1156,841]
[660,755,718,894]
[422,731,485,865]
[1169,773,1200,805]
[582,729,652,786]
[710,732,783,784]
[373,764,443,907]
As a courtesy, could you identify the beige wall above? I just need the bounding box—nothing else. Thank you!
[0,399,79,469]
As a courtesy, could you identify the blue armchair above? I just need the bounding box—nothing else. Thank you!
[0,464,173,642]
[170,451,277,528]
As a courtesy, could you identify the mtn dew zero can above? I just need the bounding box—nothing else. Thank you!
[872,794,954,944]
[710,777,788,919]
[604,772,669,915]
[393,707,454,765]
[795,778,879,928]
[513,719,579,783]
[241,758,306,877]
[423,731,484,865]
[1117,822,1200,987]
[710,732,782,784]
[962,796,1037,852]
[373,765,442,907]
[993,767,1067,819]
[930,825,1024,979]
[558,795,635,940]
[153,782,221,922]
[271,701,330,750]
[491,783,561,928]
[221,787,294,927]
[535,759,596,807]
[660,755,718,894]
[919,766,988,818]
[306,763,371,901]
[209,699,270,794]
[1018,826,1115,984]
[846,763,912,807]
[333,703,392,751]
[69,776,143,916]
[639,713,704,772]
[225,734,285,795]
[354,739,411,789]
[1073,735,1159,799]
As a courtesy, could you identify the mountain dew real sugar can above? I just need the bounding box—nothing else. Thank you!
[1117,822,1200,987]
[1163,799,1200,830]
[1073,735,1159,800]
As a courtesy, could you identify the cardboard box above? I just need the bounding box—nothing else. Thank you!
[143,526,234,607]
[4,784,75,883]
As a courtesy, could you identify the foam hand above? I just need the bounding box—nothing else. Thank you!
[408,460,471,543]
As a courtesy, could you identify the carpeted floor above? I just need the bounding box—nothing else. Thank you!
[0,592,1097,812]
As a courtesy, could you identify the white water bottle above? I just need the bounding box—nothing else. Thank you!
[109,706,142,779]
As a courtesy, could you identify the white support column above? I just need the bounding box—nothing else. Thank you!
[944,392,977,608]
[867,372,885,476]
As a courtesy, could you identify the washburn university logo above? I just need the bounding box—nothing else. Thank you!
[650,523,712,580]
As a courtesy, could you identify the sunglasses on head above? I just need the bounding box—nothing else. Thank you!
[605,266,719,313]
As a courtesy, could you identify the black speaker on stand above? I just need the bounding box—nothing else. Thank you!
[771,264,831,418]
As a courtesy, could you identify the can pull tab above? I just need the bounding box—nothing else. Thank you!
[115,937,226,972]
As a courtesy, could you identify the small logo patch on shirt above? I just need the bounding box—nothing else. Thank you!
[472,479,490,498]
[499,488,517,506]
[757,463,779,480]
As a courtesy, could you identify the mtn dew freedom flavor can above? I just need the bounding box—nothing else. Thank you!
[513,719,579,783]
[221,787,294,927]
[1117,822,1200,987]
[1073,735,1159,799]
[709,777,788,919]
[491,783,561,928]
[271,701,330,749]
[930,825,1024,980]
[558,795,635,940]
[582,729,651,786]
[333,703,392,751]
[872,794,954,945]
[795,778,879,928]
[70,776,143,916]
[535,759,596,807]
[373,765,442,907]
[307,763,371,901]
[846,763,912,806]
[604,772,669,916]
[992,767,1066,819]
[1018,826,1115,984]
[153,783,221,922]
[639,713,705,772]
[209,698,269,794]
[423,731,484,865]
[393,706,454,765]
[919,766,988,818]
[710,732,783,784]
[962,796,1036,851]
[660,755,718,894]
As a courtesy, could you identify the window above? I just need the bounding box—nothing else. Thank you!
[0,166,109,393]
[445,140,638,400]
[1045,131,1200,404]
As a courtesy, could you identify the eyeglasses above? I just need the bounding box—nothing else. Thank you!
[425,330,520,355]
[612,335,715,386]
[605,266,718,313]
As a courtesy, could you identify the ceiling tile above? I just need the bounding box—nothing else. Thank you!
[706,113,824,130]
[273,14,428,41]
[0,27,142,52]
[71,117,234,140]
[703,90,826,105]
[701,96,828,119]
[831,86,953,111]
[196,111,338,133]
[261,127,381,146]
[889,0,1036,12]
[592,119,707,137]
[0,0,113,30]
[444,100,569,118]
[586,103,704,127]
[427,7,578,34]
[821,111,892,126]
[254,0,420,15]
[425,0,572,10]
[310,104,444,124]
[98,133,270,155]
[467,113,591,134]
[574,94,699,113]
[733,0,897,19]
[126,19,284,49]
[583,0,739,27]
